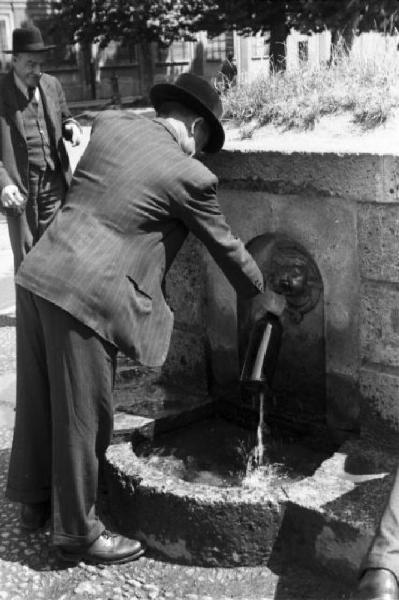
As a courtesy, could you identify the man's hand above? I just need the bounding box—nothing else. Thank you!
[0,185,26,214]
[250,288,286,322]
[64,122,81,147]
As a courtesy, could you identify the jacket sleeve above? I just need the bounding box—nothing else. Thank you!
[0,107,16,198]
[54,78,82,137]
[171,170,264,299]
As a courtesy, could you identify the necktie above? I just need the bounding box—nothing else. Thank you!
[28,87,35,102]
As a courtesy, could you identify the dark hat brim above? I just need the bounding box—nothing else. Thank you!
[150,82,225,153]
[4,44,56,53]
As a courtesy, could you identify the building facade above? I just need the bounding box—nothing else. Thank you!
[0,1,392,105]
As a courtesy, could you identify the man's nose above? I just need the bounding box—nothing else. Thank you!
[33,64,41,76]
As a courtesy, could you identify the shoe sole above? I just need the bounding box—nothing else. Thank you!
[57,546,146,565]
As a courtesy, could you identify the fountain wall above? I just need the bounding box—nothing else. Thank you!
[108,149,399,573]
[151,150,399,446]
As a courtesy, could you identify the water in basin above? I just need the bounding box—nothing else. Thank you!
[134,416,329,490]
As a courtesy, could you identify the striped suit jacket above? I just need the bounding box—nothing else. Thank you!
[16,111,264,367]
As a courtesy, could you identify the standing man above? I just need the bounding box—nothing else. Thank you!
[352,471,399,599]
[6,73,280,565]
[0,25,81,271]
[220,52,238,91]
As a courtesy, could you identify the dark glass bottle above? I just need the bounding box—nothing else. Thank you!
[240,312,282,391]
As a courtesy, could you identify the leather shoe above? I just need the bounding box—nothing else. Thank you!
[20,501,50,531]
[58,530,146,565]
[352,568,399,600]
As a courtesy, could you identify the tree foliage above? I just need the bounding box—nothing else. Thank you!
[291,1,399,39]
[54,0,399,84]
[200,1,399,65]
[201,0,399,36]
[55,0,214,47]
[56,0,399,49]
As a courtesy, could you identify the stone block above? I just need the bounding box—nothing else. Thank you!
[160,326,208,393]
[361,281,399,368]
[165,234,206,331]
[326,372,360,439]
[360,366,399,441]
[204,151,399,204]
[359,204,399,282]
[383,155,399,203]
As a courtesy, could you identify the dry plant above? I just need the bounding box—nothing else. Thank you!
[223,33,399,131]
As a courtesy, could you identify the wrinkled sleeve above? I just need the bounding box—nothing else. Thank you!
[171,172,264,299]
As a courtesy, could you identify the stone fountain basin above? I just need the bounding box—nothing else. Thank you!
[105,416,335,567]
[106,404,397,576]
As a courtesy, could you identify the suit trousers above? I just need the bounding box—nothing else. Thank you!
[361,465,399,578]
[6,286,118,547]
[7,165,66,272]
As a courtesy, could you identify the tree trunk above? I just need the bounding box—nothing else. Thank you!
[81,42,97,99]
[269,8,289,71]
[138,40,155,100]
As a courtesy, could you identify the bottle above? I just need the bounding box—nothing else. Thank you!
[240,312,282,391]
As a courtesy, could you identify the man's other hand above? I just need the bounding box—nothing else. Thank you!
[1,185,26,213]
[64,122,81,147]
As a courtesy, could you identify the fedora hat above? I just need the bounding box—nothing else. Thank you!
[4,25,55,53]
[150,72,225,153]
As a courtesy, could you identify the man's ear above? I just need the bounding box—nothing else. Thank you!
[191,117,203,135]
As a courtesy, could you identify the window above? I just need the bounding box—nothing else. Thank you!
[157,40,190,63]
[298,40,309,62]
[251,32,268,59]
[0,14,12,71]
[98,40,137,67]
[115,42,138,64]
[207,33,227,61]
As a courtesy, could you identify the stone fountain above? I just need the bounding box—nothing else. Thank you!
[105,147,399,581]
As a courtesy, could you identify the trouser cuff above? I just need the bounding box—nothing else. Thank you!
[52,521,105,548]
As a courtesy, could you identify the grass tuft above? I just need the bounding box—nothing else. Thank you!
[222,34,399,131]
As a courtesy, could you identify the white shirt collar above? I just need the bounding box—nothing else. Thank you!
[13,71,40,102]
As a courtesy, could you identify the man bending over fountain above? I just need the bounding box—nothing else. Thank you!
[5,73,278,565]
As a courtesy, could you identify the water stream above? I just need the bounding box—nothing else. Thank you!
[253,390,265,468]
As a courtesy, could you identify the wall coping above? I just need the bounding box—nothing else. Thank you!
[221,117,399,157]
[203,146,399,204]
[216,147,399,158]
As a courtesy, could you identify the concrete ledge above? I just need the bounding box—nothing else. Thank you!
[204,151,399,204]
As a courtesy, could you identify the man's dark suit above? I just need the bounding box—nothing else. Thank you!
[0,71,73,268]
[7,110,264,546]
